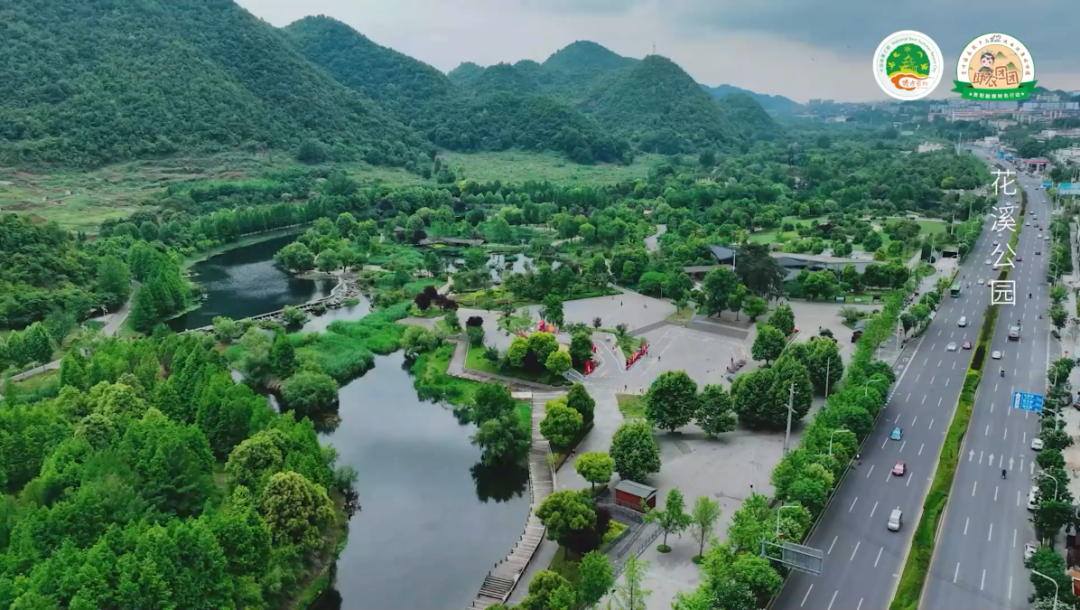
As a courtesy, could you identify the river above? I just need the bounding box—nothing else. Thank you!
[174,236,531,610]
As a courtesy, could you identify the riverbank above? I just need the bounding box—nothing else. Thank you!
[181,224,308,271]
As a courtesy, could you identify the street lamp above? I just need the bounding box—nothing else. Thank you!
[1031,569,1059,610]
[824,356,834,397]
[828,428,847,458]
[776,504,801,538]
[1037,471,1063,502]
[864,375,888,398]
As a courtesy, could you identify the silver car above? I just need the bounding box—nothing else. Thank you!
[946,342,958,352]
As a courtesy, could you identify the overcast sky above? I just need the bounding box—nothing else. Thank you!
[237,0,1079,103]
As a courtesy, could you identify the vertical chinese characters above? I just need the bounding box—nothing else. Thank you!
[988,169,1017,305]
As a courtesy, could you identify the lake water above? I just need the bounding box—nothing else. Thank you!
[168,234,335,332]
[178,236,531,609]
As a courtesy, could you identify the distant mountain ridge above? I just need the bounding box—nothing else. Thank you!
[701,84,802,113]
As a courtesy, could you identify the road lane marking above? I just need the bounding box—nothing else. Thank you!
[801,585,814,607]
[930,376,936,385]
[900,441,906,452]
[928,418,933,430]
[973,480,978,496]
[857,598,863,610]
[827,590,838,610]
[870,501,878,519]
[995,486,999,502]
[981,568,986,590]
[1008,576,1013,600]
[911,416,917,427]
[1004,427,1008,440]
[1017,490,1021,506]
[988,523,993,542]
[916,374,921,383]
[885,469,893,482]
[985,424,990,436]
[866,465,875,478]
[964,517,969,535]
[938,397,942,407]
[918,443,924,456]
[921,395,927,405]
[906,473,913,486]
[874,546,883,567]
[991,402,994,413]
[849,541,860,561]
[881,438,888,449]
[1020,458,1025,473]
[938,359,942,368]
[849,497,858,513]
[954,562,960,583]
[1013,528,1017,548]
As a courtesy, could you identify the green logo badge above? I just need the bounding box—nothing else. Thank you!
[952,33,1037,100]
[872,31,944,100]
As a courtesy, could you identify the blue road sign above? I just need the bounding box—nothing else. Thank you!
[1043,181,1053,189]
[1012,391,1044,413]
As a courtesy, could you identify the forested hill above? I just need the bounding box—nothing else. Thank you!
[285,17,633,165]
[0,0,430,169]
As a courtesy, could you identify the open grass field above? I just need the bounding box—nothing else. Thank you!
[0,149,662,234]
[437,150,663,185]
[749,215,950,251]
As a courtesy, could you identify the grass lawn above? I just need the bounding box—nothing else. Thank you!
[666,304,696,324]
[402,277,445,298]
[601,328,644,360]
[616,393,647,419]
[437,150,663,186]
[466,344,569,386]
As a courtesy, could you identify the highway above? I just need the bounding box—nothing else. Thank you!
[773,158,1016,610]
[921,153,1057,610]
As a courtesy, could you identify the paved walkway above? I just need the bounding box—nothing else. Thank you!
[644,224,667,253]
[469,391,560,609]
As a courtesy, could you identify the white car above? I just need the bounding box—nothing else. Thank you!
[946,342,958,352]
[991,350,1002,359]
[1025,542,1039,560]
[984,258,992,265]
[978,278,985,285]
[1025,222,1031,226]
[1031,438,1044,451]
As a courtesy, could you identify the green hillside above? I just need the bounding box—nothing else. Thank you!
[447,62,486,85]
[0,0,429,168]
[702,83,802,113]
[582,55,740,153]
[286,17,630,164]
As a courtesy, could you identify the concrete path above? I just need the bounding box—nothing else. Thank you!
[644,224,667,253]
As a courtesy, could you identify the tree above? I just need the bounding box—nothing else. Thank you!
[260,471,335,552]
[689,496,721,558]
[569,331,593,367]
[577,551,615,608]
[751,325,786,364]
[414,291,432,311]
[281,305,308,327]
[645,370,698,432]
[863,231,883,252]
[592,316,602,329]
[697,384,736,437]
[473,382,516,423]
[1050,284,1068,305]
[270,333,297,379]
[735,244,786,299]
[59,350,88,391]
[238,326,272,381]
[540,398,583,448]
[742,296,768,322]
[213,316,241,343]
[802,270,836,300]
[536,490,596,553]
[545,349,573,376]
[274,242,315,272]
[1027,547,1077,606]
[466,325,485,347]
[805,338,843,394]
[703,267,739,316]
[566,382,596,424]
[769,304,795,336]
[609,420,661,482]
[96,255,132,308]
[528,332,559,369]
[23,322,54,366]
[317,248,342,272]
[1049,303,1067,331]
[520,570,574,610]
[611,552,651,610]
[731,368,787,429]
[444,310,461,331]
[542,294,565,327]
[575,452,615,490]
[644,488,692,551]
[473,415,529,466]
[280,371,339,412]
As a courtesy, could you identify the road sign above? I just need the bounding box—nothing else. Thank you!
[1012,391,1044,413]
[1060,182,1080,196]
[762,539,824,575]
[1043,181,1053,189]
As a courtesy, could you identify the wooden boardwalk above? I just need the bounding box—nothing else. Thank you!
[468,391,561,609]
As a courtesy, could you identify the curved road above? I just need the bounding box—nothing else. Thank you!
[773,158,1016,610]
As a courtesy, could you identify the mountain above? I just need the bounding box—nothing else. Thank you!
[539,40,639,94]
[0,0,429,168]
[702,84,802,113]
[582,55,740,153]
[287,17,630,164]
[284,16,454,123]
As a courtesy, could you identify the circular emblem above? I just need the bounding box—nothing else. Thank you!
[952,33,1036,100]
[872,31,944,100]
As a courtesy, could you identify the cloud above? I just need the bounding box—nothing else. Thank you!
[234,0,1079,101]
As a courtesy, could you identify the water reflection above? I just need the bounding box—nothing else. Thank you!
[470,460,529,504]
